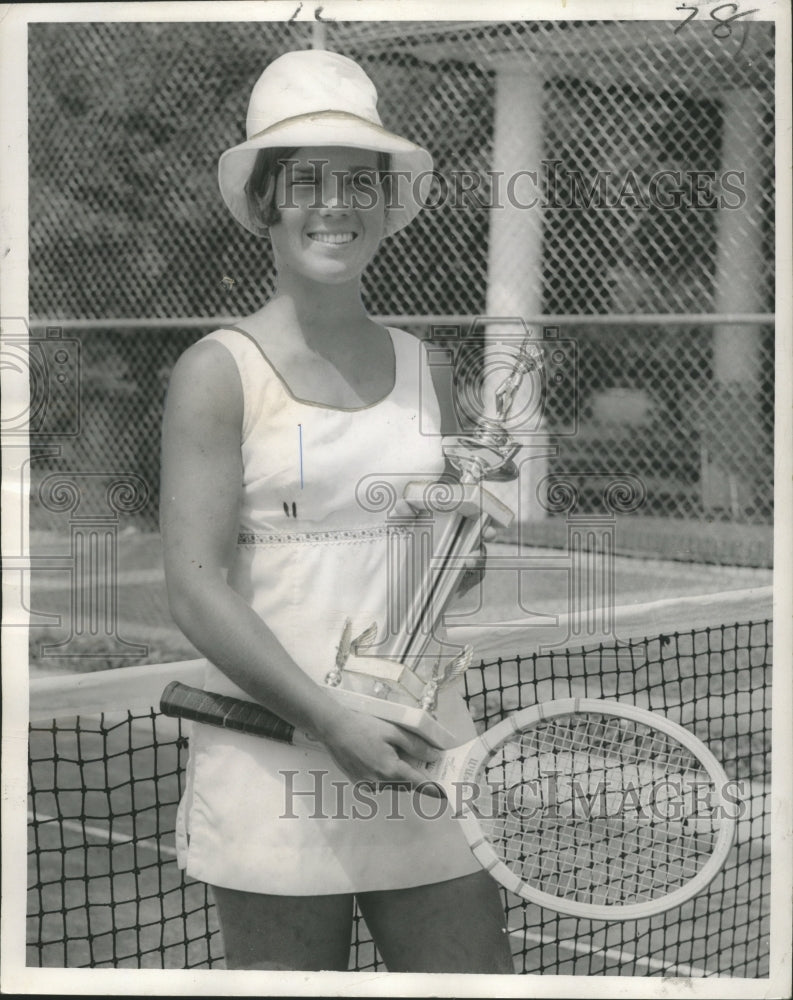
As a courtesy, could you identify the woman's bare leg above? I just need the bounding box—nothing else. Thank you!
[357,870,514,974]
[211,885,354,971]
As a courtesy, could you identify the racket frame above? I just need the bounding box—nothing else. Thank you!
[427,697,738,922]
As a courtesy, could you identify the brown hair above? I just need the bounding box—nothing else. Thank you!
[244,148,391,233]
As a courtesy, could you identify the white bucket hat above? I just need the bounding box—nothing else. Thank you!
[218,49,434,237]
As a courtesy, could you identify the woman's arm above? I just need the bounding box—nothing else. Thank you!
[160,339,437,784]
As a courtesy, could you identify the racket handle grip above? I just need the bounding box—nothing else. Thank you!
[160,680,302,745]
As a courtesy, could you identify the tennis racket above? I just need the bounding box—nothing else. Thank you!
[160,681,737,921]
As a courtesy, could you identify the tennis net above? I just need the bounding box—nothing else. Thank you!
[27,586,772,975]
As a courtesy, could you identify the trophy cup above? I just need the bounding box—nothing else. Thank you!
[323,334,544,747]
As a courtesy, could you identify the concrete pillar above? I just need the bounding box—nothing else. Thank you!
[713,88,765,386]
[485,59,549,528]
[706,88,768,516]
[486,61,546,321]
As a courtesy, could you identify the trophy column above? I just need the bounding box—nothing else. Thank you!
[323,336,544,745]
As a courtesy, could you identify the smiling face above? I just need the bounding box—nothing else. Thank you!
[268,146,387,286]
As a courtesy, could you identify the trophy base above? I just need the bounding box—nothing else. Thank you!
[324,685,458,749]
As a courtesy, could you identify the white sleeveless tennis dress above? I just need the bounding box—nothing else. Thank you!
[174,326,481,895]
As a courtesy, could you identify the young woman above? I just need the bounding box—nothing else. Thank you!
[160,49,513,974]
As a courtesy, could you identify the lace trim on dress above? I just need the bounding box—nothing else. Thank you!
[237,525,414,546]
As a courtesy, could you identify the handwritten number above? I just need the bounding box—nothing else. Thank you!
[674,3,699,33]
[674,2,759,40]
[710,3,759,38]
[288,2,331,22]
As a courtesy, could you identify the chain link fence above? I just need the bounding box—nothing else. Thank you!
[26,19,775,544]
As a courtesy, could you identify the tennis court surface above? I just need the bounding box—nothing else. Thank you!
[27,585,772,975]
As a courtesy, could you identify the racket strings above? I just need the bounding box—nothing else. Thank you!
[480,713,723,906]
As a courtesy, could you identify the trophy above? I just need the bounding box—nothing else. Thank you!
[323,334,544,747]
